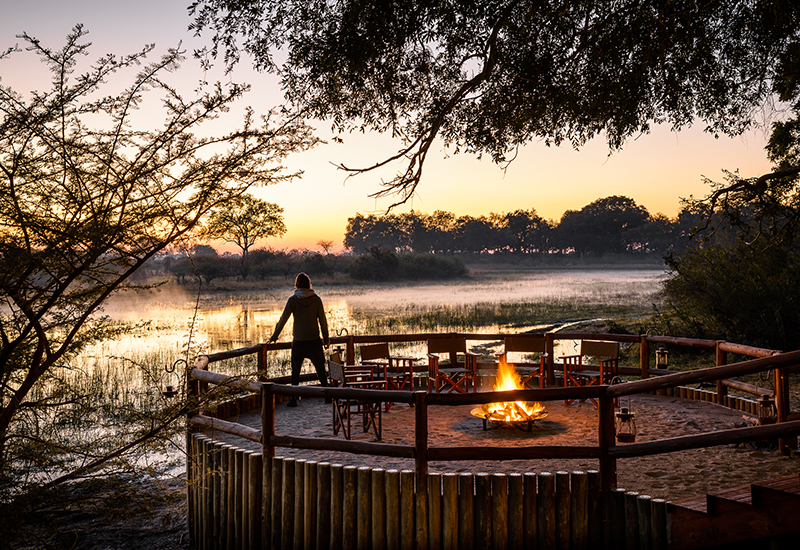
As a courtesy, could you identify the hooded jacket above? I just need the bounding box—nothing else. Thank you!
[270,289,330,344]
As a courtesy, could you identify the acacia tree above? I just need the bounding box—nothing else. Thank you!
[0,27,316,483]
[190,0,800,205]
[204,194,286,277]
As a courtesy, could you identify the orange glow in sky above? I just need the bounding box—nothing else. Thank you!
[2,1,775,253]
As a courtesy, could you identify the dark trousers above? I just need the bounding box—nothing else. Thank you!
[291,339,329,387]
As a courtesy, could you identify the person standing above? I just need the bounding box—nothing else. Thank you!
[268,272,330,407]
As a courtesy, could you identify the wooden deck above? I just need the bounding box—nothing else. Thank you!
[670,473,800,548]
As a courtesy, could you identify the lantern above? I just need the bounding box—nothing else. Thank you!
[615,407,637,443]
[655,347,669,368]
[757,395,777,425]
[162,385,179,398]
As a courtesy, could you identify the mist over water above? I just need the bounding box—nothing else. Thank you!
[90,268,665,363]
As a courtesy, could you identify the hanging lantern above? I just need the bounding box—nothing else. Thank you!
[757,395,777,425]
[615,407,637,442]
[655,347,669,368]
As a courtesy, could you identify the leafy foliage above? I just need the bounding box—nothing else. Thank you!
[203,194,286,277]
[189,0,799,202]
[0,27,315,487]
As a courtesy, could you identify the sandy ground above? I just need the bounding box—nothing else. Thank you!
[207,392,800,503]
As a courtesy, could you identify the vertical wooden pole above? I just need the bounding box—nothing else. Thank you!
[357,466,372,550]
[330,463,344,550]
[624,491,640,550]
[270,457,283,550]
[262,383,275,459]
[637,494,653,550]
[491,474,508,550]
[458,474,475,550]
[598,391,617,492]
[200,437,209,550]
[523,472,538,549]
[587,470,602,547]
[609,488,626,548]
[651,498,668,550]
[428,473,442,550]
[304,461,317,550]
[258,343,268,381]
[414,391,429,550]
[343,465,358,550]
[211,442,221,548]
[226,446,236,550]
[570,471,589,550]
[281,458,295,550]
[386,469,401,550]
[537,472,556,550]
[346,335,356,365]
[261,454,270,550]
[442,473,459,550]
[716,342,728,406]
[545,333,556,386]
[294,459,306,550]
[372,468,387,550]
[507,473,523,550]
[317,462,332,550]
[219,444,230,550]
[400,470,416,550]
[555,471,570,550]
[775,366,795,453]
[474,473,492,550]
[249,453,262,550]
[640,336,650,379]
[242,451,251,550]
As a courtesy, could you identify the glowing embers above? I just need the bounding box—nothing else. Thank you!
[471,357,547,431]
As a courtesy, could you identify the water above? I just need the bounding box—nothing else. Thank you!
[90,267,665,370]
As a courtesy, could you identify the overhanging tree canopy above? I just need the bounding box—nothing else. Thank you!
[189,0,800,204]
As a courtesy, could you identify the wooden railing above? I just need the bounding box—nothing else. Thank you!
[185,332,800,549]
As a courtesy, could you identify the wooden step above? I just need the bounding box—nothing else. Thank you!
[670,475,800,549]
[751,473,800,508]
[706,485,752,515]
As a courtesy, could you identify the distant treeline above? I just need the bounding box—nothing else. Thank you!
[345,195,701,257]
[135,247,467,284]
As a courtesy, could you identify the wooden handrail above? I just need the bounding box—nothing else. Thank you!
[606,349,800,398]
[610,419,800,459]
[188,330,796,495]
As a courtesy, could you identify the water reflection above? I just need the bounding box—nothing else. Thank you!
[90,268,663,362]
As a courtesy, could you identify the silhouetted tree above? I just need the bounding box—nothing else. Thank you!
[204,194,286,277]
[191,0,799,203]
[0,27,315,485]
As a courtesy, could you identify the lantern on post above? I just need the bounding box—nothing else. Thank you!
[757,394,777,425]
[162,358,185,399]
[615,407,637,442]
[655,347,669,368]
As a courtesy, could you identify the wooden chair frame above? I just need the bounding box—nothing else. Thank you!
[497,335,548,389]
[427,337,479,393]
[560,340,620,407]
[327,359,384,440]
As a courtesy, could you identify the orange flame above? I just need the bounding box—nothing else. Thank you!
[482,357,545,422]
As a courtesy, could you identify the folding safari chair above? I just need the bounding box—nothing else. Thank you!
[427,337,479,393]
[561,340,619,407]
[327,359,384,440]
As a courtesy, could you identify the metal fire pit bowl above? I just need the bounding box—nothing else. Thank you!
[471,406,548,432]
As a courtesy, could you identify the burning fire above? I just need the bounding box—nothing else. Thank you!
[478,357,546,423]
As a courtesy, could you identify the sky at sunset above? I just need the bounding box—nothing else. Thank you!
[2,1,776,252]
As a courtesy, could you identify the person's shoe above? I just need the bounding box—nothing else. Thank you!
[287,398,298,408]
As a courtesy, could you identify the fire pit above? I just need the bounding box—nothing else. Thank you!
[471,356,547,431]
